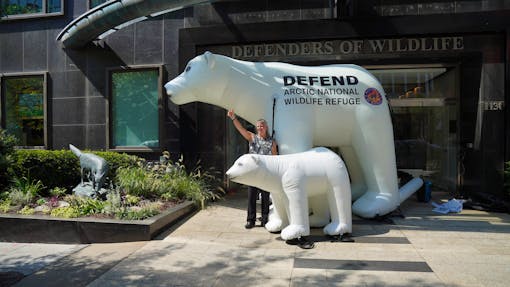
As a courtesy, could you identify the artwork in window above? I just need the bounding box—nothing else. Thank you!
[47,0,61,13]
[2,76,45,146]
[112,70,159,147]
[0,0,62,16]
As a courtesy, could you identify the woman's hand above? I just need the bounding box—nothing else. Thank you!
[227,109,236,120]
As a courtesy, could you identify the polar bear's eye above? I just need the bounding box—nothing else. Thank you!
[185,65,191,72]
[237,163,243,167]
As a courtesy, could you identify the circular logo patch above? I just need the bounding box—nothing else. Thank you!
[364,88,383,105]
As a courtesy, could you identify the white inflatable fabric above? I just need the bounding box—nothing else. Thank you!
[165,52,399,219]
[226,147,352,240]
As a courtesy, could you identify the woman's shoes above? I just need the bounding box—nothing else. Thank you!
[245,221,255,229]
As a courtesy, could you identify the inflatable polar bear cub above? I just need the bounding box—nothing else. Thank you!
[165,51,399,219]
[226,147,351,240]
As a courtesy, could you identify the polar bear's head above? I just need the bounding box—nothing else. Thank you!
[164,51,226,105]
[226,154,263,186]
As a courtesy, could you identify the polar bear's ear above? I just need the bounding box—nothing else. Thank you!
[250,155,260,165]
[204,51,216,69]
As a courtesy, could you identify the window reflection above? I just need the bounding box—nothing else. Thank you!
[90,0,108,9]
[111,69,159,148]
[1,76,45,146]
[0,0,63,17]
[370,67,458,191]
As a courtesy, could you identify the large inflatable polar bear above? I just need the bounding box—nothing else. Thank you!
[164,52,399,219]
[226,147,351,240]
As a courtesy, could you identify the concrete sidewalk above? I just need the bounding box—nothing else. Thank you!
[3,190,510,286]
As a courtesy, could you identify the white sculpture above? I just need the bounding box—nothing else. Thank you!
[164,52,403,222]
[226,147,351,240]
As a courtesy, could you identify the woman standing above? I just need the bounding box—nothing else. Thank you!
[227,109,277,228]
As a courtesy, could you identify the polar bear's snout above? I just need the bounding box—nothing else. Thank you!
[164,80,195,105]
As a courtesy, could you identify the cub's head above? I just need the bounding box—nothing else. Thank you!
[164,51,225,105]
[226,154,262,185]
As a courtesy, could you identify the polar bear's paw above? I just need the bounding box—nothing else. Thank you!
[265,218,284,232]
[323,222,351,236]
[309,214,330,227]
[281,224,308,240]
[352,191,399,218]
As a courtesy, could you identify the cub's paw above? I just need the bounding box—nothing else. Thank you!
[281,224,308,241]
[265,219,284,232]
[323,222,351,236]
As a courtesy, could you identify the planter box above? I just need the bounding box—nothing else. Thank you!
[0,201,195,243]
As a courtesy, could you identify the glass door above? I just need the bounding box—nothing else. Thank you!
[368,66,459,192]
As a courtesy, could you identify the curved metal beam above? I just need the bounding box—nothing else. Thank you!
[57,0,213,48]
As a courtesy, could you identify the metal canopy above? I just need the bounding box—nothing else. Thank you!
[56,0,213,48]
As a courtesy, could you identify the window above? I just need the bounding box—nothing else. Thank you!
[0,0,63,19]
[110,68,161,149]
[370,0,510,16]
[89,0,108,9]
[369,66,459,191]
[1,75,46,147]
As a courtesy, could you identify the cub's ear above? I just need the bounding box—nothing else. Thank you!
[204,51,216,69]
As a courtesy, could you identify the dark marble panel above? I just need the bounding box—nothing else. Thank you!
[134,20,163,64]
[52,125,85,150]
[163,17,183,72]
[87,97,106,125]
[51,71,86,99]
[197,151,225,175]
[70,0,88,17]
[197,103,225,153]
[65,49,87,72]
[86,124,106,150]
[23,29,48,71]
[85,69,107,99]
[105,25,135,65]
[52,98,86,124]
[1,31,23,72]
[47,29,66,72]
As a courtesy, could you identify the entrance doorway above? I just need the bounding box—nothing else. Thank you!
[369,65,459,192]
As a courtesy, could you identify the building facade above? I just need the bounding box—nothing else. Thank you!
[1,0,509,206]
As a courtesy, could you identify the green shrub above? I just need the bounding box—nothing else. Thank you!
[8,189,34,206]
[50,187,68,198]
[11,150,79,193]
[18,206,35,215]
[7,176,44,206]
[115,167,158,198]
[10,149,142,194]
[64,195,105,216]
[0,200,11,213]
[146,154,225,208]
[36,198,47,205]
[0,129,18,190]
[103,189,125,216]
[10,176,45,197]
[93,151,142,183]
[50,206,81,218]
[123,202,161,220]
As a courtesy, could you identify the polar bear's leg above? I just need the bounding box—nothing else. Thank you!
[280,169,310,240]
[309,195,330,227]
[265,192,289,232]
[351,118,399,218]
[324,168,352,236]
[273,112,313,234]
